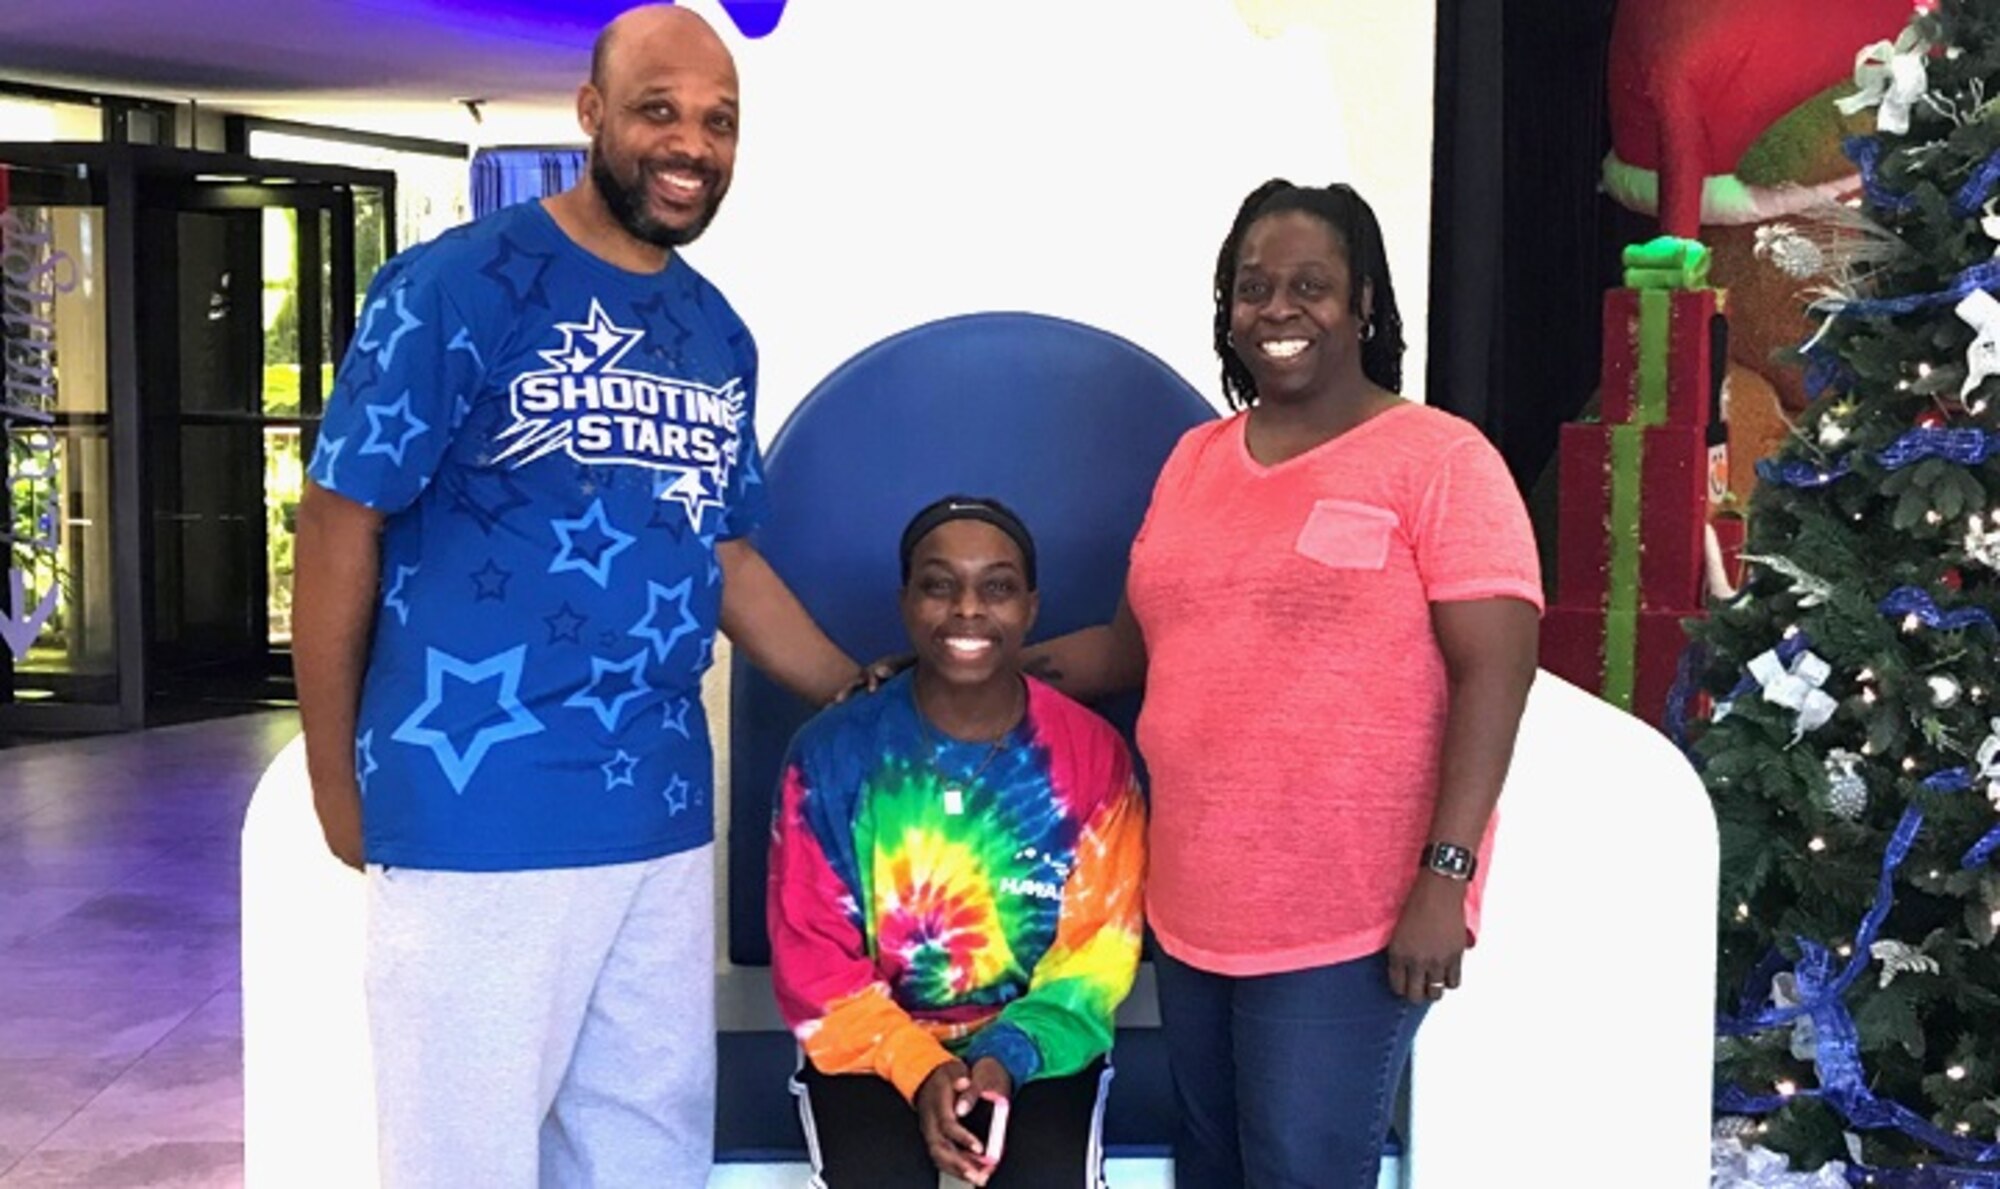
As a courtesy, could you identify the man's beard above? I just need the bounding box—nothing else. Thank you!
[591,140,726,249]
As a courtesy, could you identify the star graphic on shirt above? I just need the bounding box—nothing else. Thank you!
[469,559,512,602]
[354,285,425,371]
[360,389,432,467]
[544,602,587,644]
[564,648,653,733]
[602,749,640,791]
[308,432,347,489]
[480,234,554,310]
[382,563,419,625]
[629,578,702,662]
[548,498,636,589]
[355,730,379,797]
[662,773,692,816]
[447,326,484,370]
[663,696,693,737]
[391,644,545,793]
[651,465,725,534]
[631,289,693,360]
[448,466,531,534]
[535,299,645,376]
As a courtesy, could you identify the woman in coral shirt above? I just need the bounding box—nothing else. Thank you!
[1029,179,1542,1188]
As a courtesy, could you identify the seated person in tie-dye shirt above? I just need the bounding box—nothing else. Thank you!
[768,495,1147,1189]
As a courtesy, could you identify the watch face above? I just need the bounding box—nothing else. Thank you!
[1426,844,1472,877]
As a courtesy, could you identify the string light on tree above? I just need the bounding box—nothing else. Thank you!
[1965,512,2000,569]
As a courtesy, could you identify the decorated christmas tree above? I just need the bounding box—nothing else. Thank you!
[1694,2,2000,1184]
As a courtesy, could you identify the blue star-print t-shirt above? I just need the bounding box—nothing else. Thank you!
[307,200,768,871]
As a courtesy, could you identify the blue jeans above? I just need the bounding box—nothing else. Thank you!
[1154,948,1428,1189]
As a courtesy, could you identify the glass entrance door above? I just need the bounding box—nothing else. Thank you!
[0,142,395,736]
[0,160,119,723]
[138,177,382,715]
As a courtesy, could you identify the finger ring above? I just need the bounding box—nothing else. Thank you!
[1426,981,1445,990]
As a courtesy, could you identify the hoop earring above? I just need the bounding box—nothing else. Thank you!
[1360,319,1376,343]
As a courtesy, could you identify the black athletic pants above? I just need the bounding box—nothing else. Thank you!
[791,1057,1110,1188]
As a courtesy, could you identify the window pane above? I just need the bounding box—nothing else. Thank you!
[0,96,102,142]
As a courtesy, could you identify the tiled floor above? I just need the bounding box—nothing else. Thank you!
[0,711,297,1187]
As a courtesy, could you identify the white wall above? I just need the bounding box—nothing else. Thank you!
[671,0,1438,436]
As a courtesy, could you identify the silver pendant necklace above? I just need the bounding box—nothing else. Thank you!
[914,681,1023,816]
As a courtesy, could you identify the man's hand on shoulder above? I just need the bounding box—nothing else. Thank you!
[832,653,913,704]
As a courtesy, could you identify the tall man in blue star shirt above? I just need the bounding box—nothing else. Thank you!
[291,7,862,1186]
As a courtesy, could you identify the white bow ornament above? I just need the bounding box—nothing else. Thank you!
[1752,649,1837,739]
[1956,290,2000,400]
[1836,34,1929,136]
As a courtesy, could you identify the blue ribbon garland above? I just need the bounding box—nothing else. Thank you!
[1821,257,2000,320]
[1716,801,2000,1175]
[1924,768,1973,793]
[1847,138,2000,221]
[1955,148,2000,220]
[1918,776,2000,875]
[1805,348,1855,403]
[1802,932,2000,1167]
[1717,807,1923,1037]
[1754,425,2000,492]
[1758,455,1854,488]
[1876,428,2000,470]
[1963,823,2000,869]
[1878,587,1997,632]
[1849,136,1920,216]
[1665,641,1706,765]
[1846,1167,2000,1188]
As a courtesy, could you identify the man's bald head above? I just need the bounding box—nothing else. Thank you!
[591,5,730,92]
[577,2,740,252]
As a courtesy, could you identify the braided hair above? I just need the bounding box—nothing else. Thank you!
[1211,179,1406,409]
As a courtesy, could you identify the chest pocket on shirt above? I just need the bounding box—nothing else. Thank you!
[1294,499,1398,571]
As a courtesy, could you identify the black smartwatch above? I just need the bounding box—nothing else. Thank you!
[1421,842,1477,881]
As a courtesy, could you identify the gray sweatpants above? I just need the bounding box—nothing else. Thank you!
[365,847,715,1189]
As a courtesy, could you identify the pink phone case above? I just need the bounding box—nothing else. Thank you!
[980,1091,1010,1166]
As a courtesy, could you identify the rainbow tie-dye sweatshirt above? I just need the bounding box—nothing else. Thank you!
[768,672,1146,1103]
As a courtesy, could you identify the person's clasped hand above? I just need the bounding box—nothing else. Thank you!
[917,1060,993,1185]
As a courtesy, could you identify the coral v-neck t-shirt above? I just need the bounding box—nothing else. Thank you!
[1127,403,1542,976]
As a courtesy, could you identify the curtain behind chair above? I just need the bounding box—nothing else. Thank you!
[470,147,587,218]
